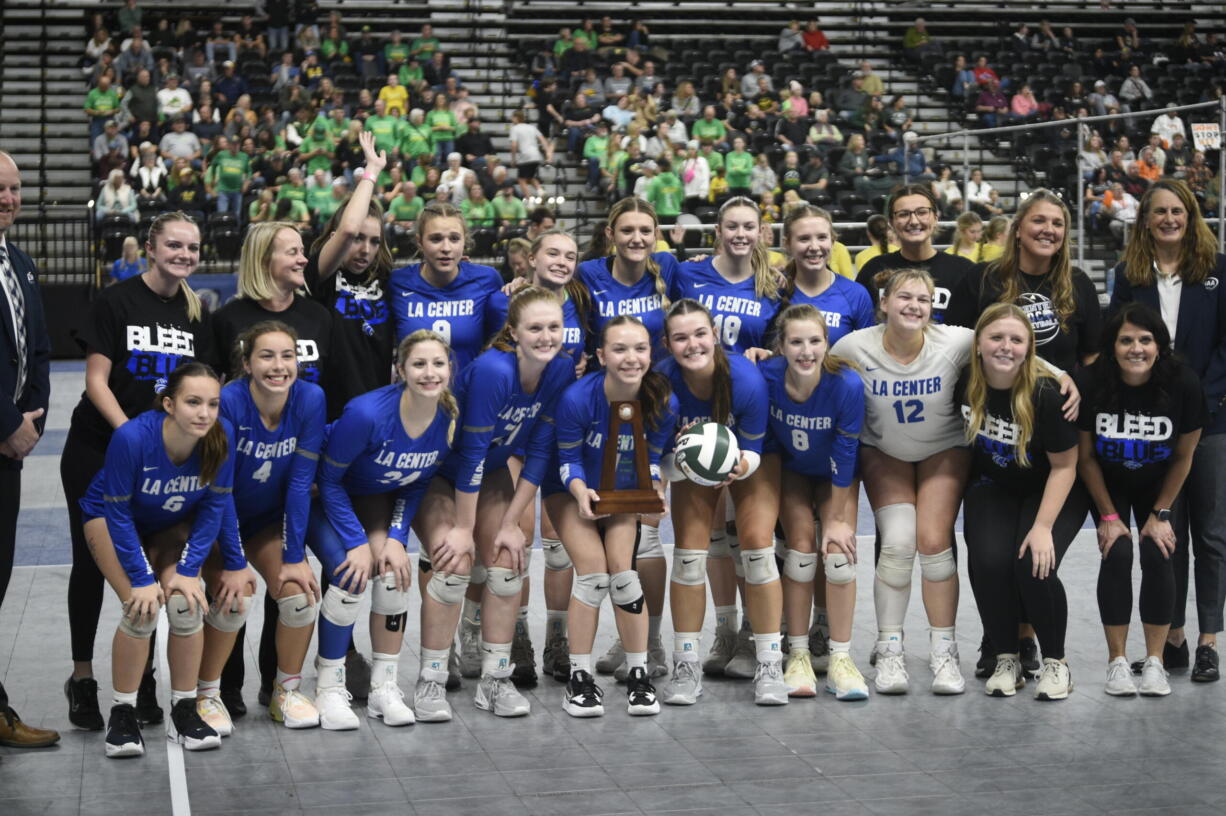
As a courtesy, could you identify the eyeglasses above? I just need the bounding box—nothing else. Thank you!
[893,207,934,221]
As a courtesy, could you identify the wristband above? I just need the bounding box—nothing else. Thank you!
[1100,513,1120,522]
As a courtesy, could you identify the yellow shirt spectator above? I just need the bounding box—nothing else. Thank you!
[378,84,409,117]
[853,243,899,273]
[831,241,854,279]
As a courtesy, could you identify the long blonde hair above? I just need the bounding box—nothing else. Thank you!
[237,221,302,301]
[395,329,459,445]
[145,211,203,322]
[606,197,670,307]
[962,302,1056,467]
[719,196,779,301]
[987,189,1075,330]
[1122,178,1218,288]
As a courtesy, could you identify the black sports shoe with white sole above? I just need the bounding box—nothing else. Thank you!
[562,670,605,718]
[1192,644,1220,683]
[1131,640,1190,675]
[135,669,163,725]
[65,675,104,731]
[626,667,660,716]
[167,698,221,751]
[1019,637,1041,679]
[105,704,144,758]
[975,635,994,679]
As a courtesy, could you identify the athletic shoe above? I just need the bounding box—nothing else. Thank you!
[269,685,319,728]
[1192,644,1220,683]
[662,657,703,705]
[931,650,966,695]
[724,629,757,678]
[1104,656,1138,697]
[135,669,163,726]
[1138,656,1171,697]
[345,650,371,703]
[562,670,605,718]
[808,621,830,674]
[1034,658,1072,701]
[167,698,221,752]
[446,644,462,691]
[65,675,104,731]
[315,685,360,730]
[474,674,531,717]
[647,636,670,679]
[543,633,571,683]
[104,704,144,758]
[368,682,416,726]
[975,635,994,679]
[626,667,660,716]
[985,654,1024,697]
[257,686,272,708]
[595,637,626,675]
[874,643,909,695]
[413,669,453,723]
[1165,639,1190,669]
[1018,637,1041,679]
[783,648,818,697]
[458,622,482,678]
[703,630,735,677]
[753,660,790,706]
[510,629,538,688]
[826,652,869,701]
[196,695,234,737]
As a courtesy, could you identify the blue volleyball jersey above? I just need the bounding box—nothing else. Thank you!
[655,353,768,455]
[578,252,679,359]
[80,411,243,588]
[388,261,503,371]
[673,258,781,354]
[319,384,454,549]
[447,348,575,492]
[484,289,586,362]
[759,356,864,486]
[786,275,876,346]
[220,379,326,563]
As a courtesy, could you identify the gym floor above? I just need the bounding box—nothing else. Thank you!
[3,363,1225,816]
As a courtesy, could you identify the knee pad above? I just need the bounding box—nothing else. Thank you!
[672,549,708,586]
[118,607,158,639]
[486,566,523,597]
[166,593,205,637]
[707,530,731,559]
[204,595,251,633]
[825,552,856,585]
[610,569,644,613]
[470,561,488,585]
[572,572,610,608]
[426,570,470,606]
[276,593,316,629]
[542,537,572,571]
[637,525,663,560]
[741,547,781,585]
[321,584,363,628]
[783,550,818,583]
[918,548,956,583]
[874,504,917,589]
[371,571,409,615]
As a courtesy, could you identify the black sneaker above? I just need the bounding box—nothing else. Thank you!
[257,685,273,707]
[1192,644,1220,683]
[104,704,144,758]
[345,649,371,702]
[562,670,605,718]
[167,698,220,751]
[626,667,660,716]
[65,676,104,731]
[1019,637,1041,679]
[135,669,163,725]
[511,630,538,689]
[1132,640,1190,675]
[975,635,995,679]
[220,686,247,719]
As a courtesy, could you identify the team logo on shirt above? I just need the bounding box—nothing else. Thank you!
[1205,277,1219,292]
[1016,293,1059,345]
[962,405,1020,468]
[334,277,387,329]
[1094,411,1173,468]
[125,323,196,392]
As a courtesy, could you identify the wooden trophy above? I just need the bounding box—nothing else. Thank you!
[590,400,665,515]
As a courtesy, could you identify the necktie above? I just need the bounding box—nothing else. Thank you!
[0,245,27,398]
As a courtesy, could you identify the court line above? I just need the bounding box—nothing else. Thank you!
[156,614,192,816]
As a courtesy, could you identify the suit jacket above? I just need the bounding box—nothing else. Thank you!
[0,239,51,470]
[1109,253,1226,435]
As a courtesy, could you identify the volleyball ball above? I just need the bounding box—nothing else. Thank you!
[674,422,741,487]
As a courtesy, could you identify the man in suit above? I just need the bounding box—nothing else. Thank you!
[0,151,59,749]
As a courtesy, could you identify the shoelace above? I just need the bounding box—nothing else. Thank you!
[709,631,733,656]
[674,660,700,685]
[416,679,445,702]
[110,706,139,735]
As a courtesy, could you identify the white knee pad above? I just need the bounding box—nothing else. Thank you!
[609,569,644,613]
[204,595,251,633]
[426,570,470,605]
[783,549,818,583]
[672,549,708,586]
[486,566,523,597]
[276,593,316,628]
[542,537,572,571]
[707,530,731,559]
[321,584,363,628]
[371,572,409,615]
[470,561,488,585]
[118,608,158,639]
[918,548,956,583]
[825,552,856,585]
[166,593,204,636]
[741,547,781,585]
[637,524,663,559]
[572,572,610,608]
[874,503,917,590]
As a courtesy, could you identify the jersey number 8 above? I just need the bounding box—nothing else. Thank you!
[431,320,452,344]
[791,429,809,451]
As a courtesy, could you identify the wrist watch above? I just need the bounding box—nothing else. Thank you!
[1155,508,1172,522]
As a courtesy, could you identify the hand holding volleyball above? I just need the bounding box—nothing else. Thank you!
[674,422,741,487]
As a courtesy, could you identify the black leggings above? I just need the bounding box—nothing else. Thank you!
[220,594,278,695]
[1095,484,1185,627]
[964,478,1089,661]
[62,428,108,663]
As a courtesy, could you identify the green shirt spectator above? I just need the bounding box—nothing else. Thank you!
[411,30,440,58]
[365,112,401,154]
[491,193,527,223]
[583,133,609,163]
[388,193,424,223]
[321,36,350,63]
[426,107,457,147]
[398,118,433,159]
[284,198,310,223]
[398,62,424,87]
[646,170,683,217]
[298,128,336,175]
[322,113,350,141]
[84,85,121,118]
[208,149,250,193]
[461,197,496,228]
[701,148,724,174]
[316,191,343,222]
[306,184,333,215]
[278,178,307,203]
[725,149,754,189]
[385,40,411,67]
[691,118,727,145]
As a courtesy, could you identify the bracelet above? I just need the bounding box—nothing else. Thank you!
[1100,513,1120,522]
[361,173,378,184]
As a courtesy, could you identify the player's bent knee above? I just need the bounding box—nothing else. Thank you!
[166,593,204,636]
[118,608,158,639]
[741,547,780,585]
[874,503,917,588]
[321,584,363,628]
[426,570,470,605]
[542,537,572,571]
[486,566,523,597]
[205,595,251,633]
[918,548,956,583]
[371,571,409,615]
[783,549,818,582]
[470,562,487,585]
[672,549,708,586]
[572,572,610,608]
[825,552,856,585]
[609,569,644,613]
[276,593,316,628]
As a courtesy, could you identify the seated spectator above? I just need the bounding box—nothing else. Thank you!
[439,152,476,204]
[423,50,456,90]
[808,109,842,156]
[635,60,661,95]
[883,94,914,140]
[183,50,212,89]
[84,74,122,146]
[839,131,870,181]
[562,91,600,157]
[384,30,410,71]
[235,13,267,59]
[159,115,203,166]
[300,51,326,90]
[1009,84,1040,123]
[975,78,1009,128]
[214,60,249,111]
[671,81,701,120]
[411,24,440,60]
[1122,161,1150,198]
[96,168,138,223]
[971,56,999,89]
[1165,133,1192,176]
[352,26,382,82]
[274,194,310,228]
[761,190,782,224]
[305,168,337,217]
[779,21,803,53]
[115,33,154,85]
[724,136,753,195]
[363,99,399,155]
[1113,134,1136,164]
[873,131,930,179]
[945,211,984,261]
[377,74,409,118]
[320,22,351,67]
[1008,24,1031,54]
[560,36,593,84]
[110,236,146,282]
[1079,133,1109,179]
[799,152,829,194]
[247,187,275,223]
[931,165,962,215]
[741,60,772,98]
[777,150,803,196]
[604,63,632,102]
[698,142,723,176]
[85,27,113,69]
[903,17,939,61]
[645,156,682,218]
[1136,147,1163,183]
[399,55,425,92]
[802,19,830,51]
[192,100,222,149]
[601,95,635,132]
[1143,134,1167,175]
[297,25,322,57]
[491,184,527,233]
[1185,150,1216,208]
[1103,181,1138,246]
[157,73,192,120]
[223,94,258,139]
[774,106,809,150]
[1088,80,1121,117]
[854,160,902,197]
[951,55,976,98]
[581,122,610,191]
[1116,17,1143,59]
[750,151,778,197]
[456,117,495,170]
[1032,20,1061,53]
[92,119,130,165]
[124,68,158,131]
[1118,65,1152,112]
[130,141,167,200]
[205,20,238,65]
[966,168,997,216]
[595,15,624,54]
[1151,104,1186,148]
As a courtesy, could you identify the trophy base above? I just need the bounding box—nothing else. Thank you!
[592,490,665,516]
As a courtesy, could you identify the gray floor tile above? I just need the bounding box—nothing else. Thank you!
[0,798,80,816]
[830,770,957,802]
[626,782,747,812]
[702,756,817,783]
[407,795,530,816]
[402,770,513,801]
[286,754,397,784]
[608,760,718,790]
[503,765,620,796]
[517,788,642,816]
[729,776,852,805]
[294,778,409,807]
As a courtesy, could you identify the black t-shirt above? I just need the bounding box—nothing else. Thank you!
[169,181,207,212]
[948,263,1103,372]
[856,250,974,325]
[957,373,1077,492]
[210,294,334,385]
[1076,361,1208,488]
[303,253,393,420]
[69,275,212,450]
[778,164,802,192]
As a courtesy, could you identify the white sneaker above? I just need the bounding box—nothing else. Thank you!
[703,629,736,676]
[647,636,670,679]
[269,685,320,729]
[474,674,530,717]
[1034,658,1072,701]
[826,652,869,701]
[874,643,909,694]
[1104,656,1138,697]
[1138,656,1171,697]
[413,669,453,723]
[931,649,966,695]
[724,629,757,679]
[367,682,415,726]
[196,695,233,737]
[458,621,482,678]
[808,622,830,674]
[661,657,703,705]
[985,654,1024,697]
[596,637,626,675]
[753,660,790,706]
[314,685,360,730]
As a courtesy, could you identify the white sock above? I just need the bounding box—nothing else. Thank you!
[787,634,809,653]
[420,647,449,675]
[196,678,220,699]
[371,651,398,688]
[113,690,138,707]
[275,669,301,691]
[625,651,647,670]
[170,688,196,705]
[648,615,662,640]
[569,653,592,675]
[546,610,568,638]
[930,627,956,656]
[877,631,903,653]
[715,605,738,634]
[829,638,851,655]
[462,599,481,627]
[316,655,346,689]
[753,632,783,663]
[481,640,512,678]
[673,631,701,661]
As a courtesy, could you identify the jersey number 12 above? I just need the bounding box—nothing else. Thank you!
[892,399,925,424]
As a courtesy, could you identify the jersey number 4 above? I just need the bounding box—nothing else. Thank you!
[251,461,273,483]
[892,399,925,424]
